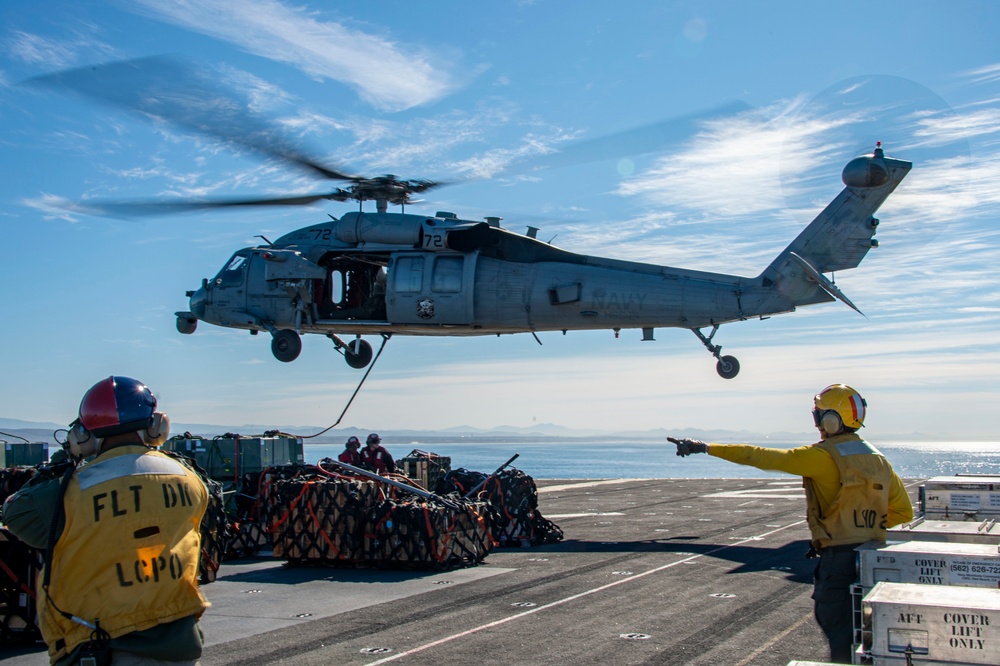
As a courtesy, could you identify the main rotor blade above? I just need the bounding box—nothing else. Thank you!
[23,56,358,182]
[524,101,752,171]
[77,193,335,218]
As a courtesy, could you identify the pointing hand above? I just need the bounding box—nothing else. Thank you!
[667,437,708,457]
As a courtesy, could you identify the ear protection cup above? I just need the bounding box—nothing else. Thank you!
[67,420,99,458]
[141,412,170,447]
[819,410,843,436]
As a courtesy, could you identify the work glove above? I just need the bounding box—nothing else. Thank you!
[667,437,708,457]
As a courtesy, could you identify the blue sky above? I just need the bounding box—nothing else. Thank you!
[1,1,998,438]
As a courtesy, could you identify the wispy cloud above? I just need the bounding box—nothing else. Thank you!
[5,28,117,70]
[963,63,1000,86]
[615,98,855,218]
[129,0,463,111]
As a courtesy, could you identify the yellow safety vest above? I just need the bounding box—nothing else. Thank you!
[39,446,209,663]
[803,434,893,549]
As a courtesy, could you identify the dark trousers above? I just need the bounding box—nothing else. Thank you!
[812,546,858,664]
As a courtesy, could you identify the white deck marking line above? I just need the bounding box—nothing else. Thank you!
[364,519,807,665]
[732,610,814,666]
[538,479,652,493]
[546,512,625,518]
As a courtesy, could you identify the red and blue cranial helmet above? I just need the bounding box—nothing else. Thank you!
[78,376,157,438]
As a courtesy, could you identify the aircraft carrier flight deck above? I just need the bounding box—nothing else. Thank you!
[5,477,927,666]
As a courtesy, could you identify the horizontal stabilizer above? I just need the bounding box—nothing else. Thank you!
[789,252,865,317]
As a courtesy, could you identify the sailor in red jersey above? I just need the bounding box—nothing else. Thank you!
[360,433,395,474]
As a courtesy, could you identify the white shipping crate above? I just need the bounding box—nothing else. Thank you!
[857,540,1000,591]
[865,582,1000,665]
[921,476,1000,520]
[887,518,1000,546]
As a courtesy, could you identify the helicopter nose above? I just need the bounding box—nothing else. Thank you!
[189,285,207,319]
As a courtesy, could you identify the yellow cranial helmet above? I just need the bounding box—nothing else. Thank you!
[813,384,867,432]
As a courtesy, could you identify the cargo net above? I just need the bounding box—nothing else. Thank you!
[435,468,563,547]
[396,450,451,493]
[0,467,39,507]
[0,527,42,644]
[224,471,271,559]
[261,465,494,569]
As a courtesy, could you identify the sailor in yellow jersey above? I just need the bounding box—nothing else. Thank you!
[2,376,209,666]
[670,384,912,664]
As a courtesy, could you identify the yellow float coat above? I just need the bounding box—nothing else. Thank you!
[38,446,209,663]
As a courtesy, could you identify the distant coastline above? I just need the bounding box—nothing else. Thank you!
[1,415,993,447]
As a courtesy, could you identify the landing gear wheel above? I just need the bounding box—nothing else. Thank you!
[345,338,373,369]
[716,355,740,379]
[271,329,302,363]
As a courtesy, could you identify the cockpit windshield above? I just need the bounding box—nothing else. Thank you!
[214,251,250,287]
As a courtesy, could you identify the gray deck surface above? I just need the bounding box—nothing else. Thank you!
[4,477,923,665]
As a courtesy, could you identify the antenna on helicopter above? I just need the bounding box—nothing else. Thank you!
[255,235,274,247]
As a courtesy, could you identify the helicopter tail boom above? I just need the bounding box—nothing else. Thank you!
[757,146,912,312]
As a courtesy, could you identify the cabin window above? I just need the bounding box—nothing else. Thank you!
[394,256,424,293]
[215,252,249,287]
[329,270,346,304]
[431,256,463,293]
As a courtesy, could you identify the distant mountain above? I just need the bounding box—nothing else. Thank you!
[0,417,64,431]
[0,415,978,446]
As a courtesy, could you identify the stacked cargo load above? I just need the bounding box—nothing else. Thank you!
[224,471,271,559]
[366,496,494,567]
[0,527,42,644]
[0,467,38,507]
[397,449,451,492]
[852,474,1000,664]
[436,467,563,547]
[263,466,381,563]
[262,465,495,569]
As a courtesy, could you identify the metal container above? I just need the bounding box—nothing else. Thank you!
[163,435,305,482]
[261,436,304,467]
[0,441,48,468]
[163,437,265,481]
[851,541,1000,645]
[920,476,1000,520]
[887,518,1000,546]
[856,540,1000,592]
[865,581,1000,665]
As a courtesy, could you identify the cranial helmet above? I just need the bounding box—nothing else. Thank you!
[346,436,361,448]
[69,376,163,458]
[79,376,157,437]
[813,384,866,434]
[366,433,381,445]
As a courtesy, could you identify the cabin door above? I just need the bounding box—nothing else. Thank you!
[386,253,475,325]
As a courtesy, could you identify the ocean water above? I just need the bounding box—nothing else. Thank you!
[303,440,1000,480]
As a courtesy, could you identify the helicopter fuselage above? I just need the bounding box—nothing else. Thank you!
[177,148,912,378]
[187,214,780,335]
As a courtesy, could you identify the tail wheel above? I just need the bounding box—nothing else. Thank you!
[345,338,373,369]
[271,329,302,363]
[716,355,740,379]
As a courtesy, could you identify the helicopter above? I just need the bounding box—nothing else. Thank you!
[30,58,911,378]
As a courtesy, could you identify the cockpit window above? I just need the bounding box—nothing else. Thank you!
[215,252,249,287]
